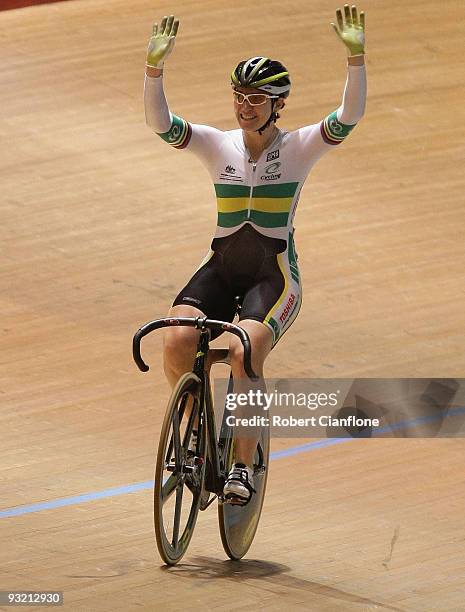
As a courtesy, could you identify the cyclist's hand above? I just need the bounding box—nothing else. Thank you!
[146,14,179,69]
[331,4,365,56]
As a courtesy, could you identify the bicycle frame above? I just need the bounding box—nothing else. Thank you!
[133,315,270,562]
[133,315,257,497]
[192,329,226,497]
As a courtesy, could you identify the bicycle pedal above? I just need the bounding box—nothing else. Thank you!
[200,493,216,511]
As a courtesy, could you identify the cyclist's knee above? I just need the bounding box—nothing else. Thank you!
[229,320,272,378]
[163,326,198,377]
[229,339,245,375]
[229,339,264,379]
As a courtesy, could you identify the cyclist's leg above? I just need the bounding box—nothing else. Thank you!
[227,241,302,470]
[228,319,273,467]
[163,249,235,386]
[163,304,205,387]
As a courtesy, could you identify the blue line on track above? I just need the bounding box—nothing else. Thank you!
[0,481,154,518]
[1,408,464,519]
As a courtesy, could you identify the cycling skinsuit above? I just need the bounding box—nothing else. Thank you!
[155,112,358,344]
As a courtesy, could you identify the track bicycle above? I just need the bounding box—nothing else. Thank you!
[132,305,270,565]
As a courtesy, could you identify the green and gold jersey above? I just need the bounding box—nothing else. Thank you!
[157,112,357,241]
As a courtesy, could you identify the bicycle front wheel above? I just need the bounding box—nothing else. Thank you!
[154,371,206,565]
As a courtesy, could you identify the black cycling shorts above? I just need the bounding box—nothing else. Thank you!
[172,223,302,345]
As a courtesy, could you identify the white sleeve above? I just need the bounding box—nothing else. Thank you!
[336,64,367,125]
[296,63,367,164]
[144,74,225,167]
[144,74,172,133]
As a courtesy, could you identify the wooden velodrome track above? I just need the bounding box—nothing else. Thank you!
[1,0,465,610]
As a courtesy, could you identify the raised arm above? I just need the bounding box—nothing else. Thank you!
[144,16,186,141]
[298,5,367,156]
[327,4,367,135]
[144,15,224,159]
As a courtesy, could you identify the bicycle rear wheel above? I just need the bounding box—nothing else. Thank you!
[154,371,206,565]
[218,417,270,560]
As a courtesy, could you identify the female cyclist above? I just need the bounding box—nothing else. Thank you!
[144,5,367,503]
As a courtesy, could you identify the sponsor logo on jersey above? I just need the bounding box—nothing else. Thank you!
[220,164,243,182]
[261,162,282,181]
[329,117,344,134]
[279,293,296,324]
[267,149,279,162]
[265,162,281,174]
[167,124,181,143]
[183,296,201,305]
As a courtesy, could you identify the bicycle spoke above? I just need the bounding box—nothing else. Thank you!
[164,393,188,464]
[172,483,184,548]
[161,473,179,501]
[172,405,182,469]
[182,402,197,450]
[165,435,174,466]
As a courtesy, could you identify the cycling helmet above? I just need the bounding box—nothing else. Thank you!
[231,56,291,98]
[231,57,291,133]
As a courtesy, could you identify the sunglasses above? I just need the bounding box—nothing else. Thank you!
[232,90,279,106]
